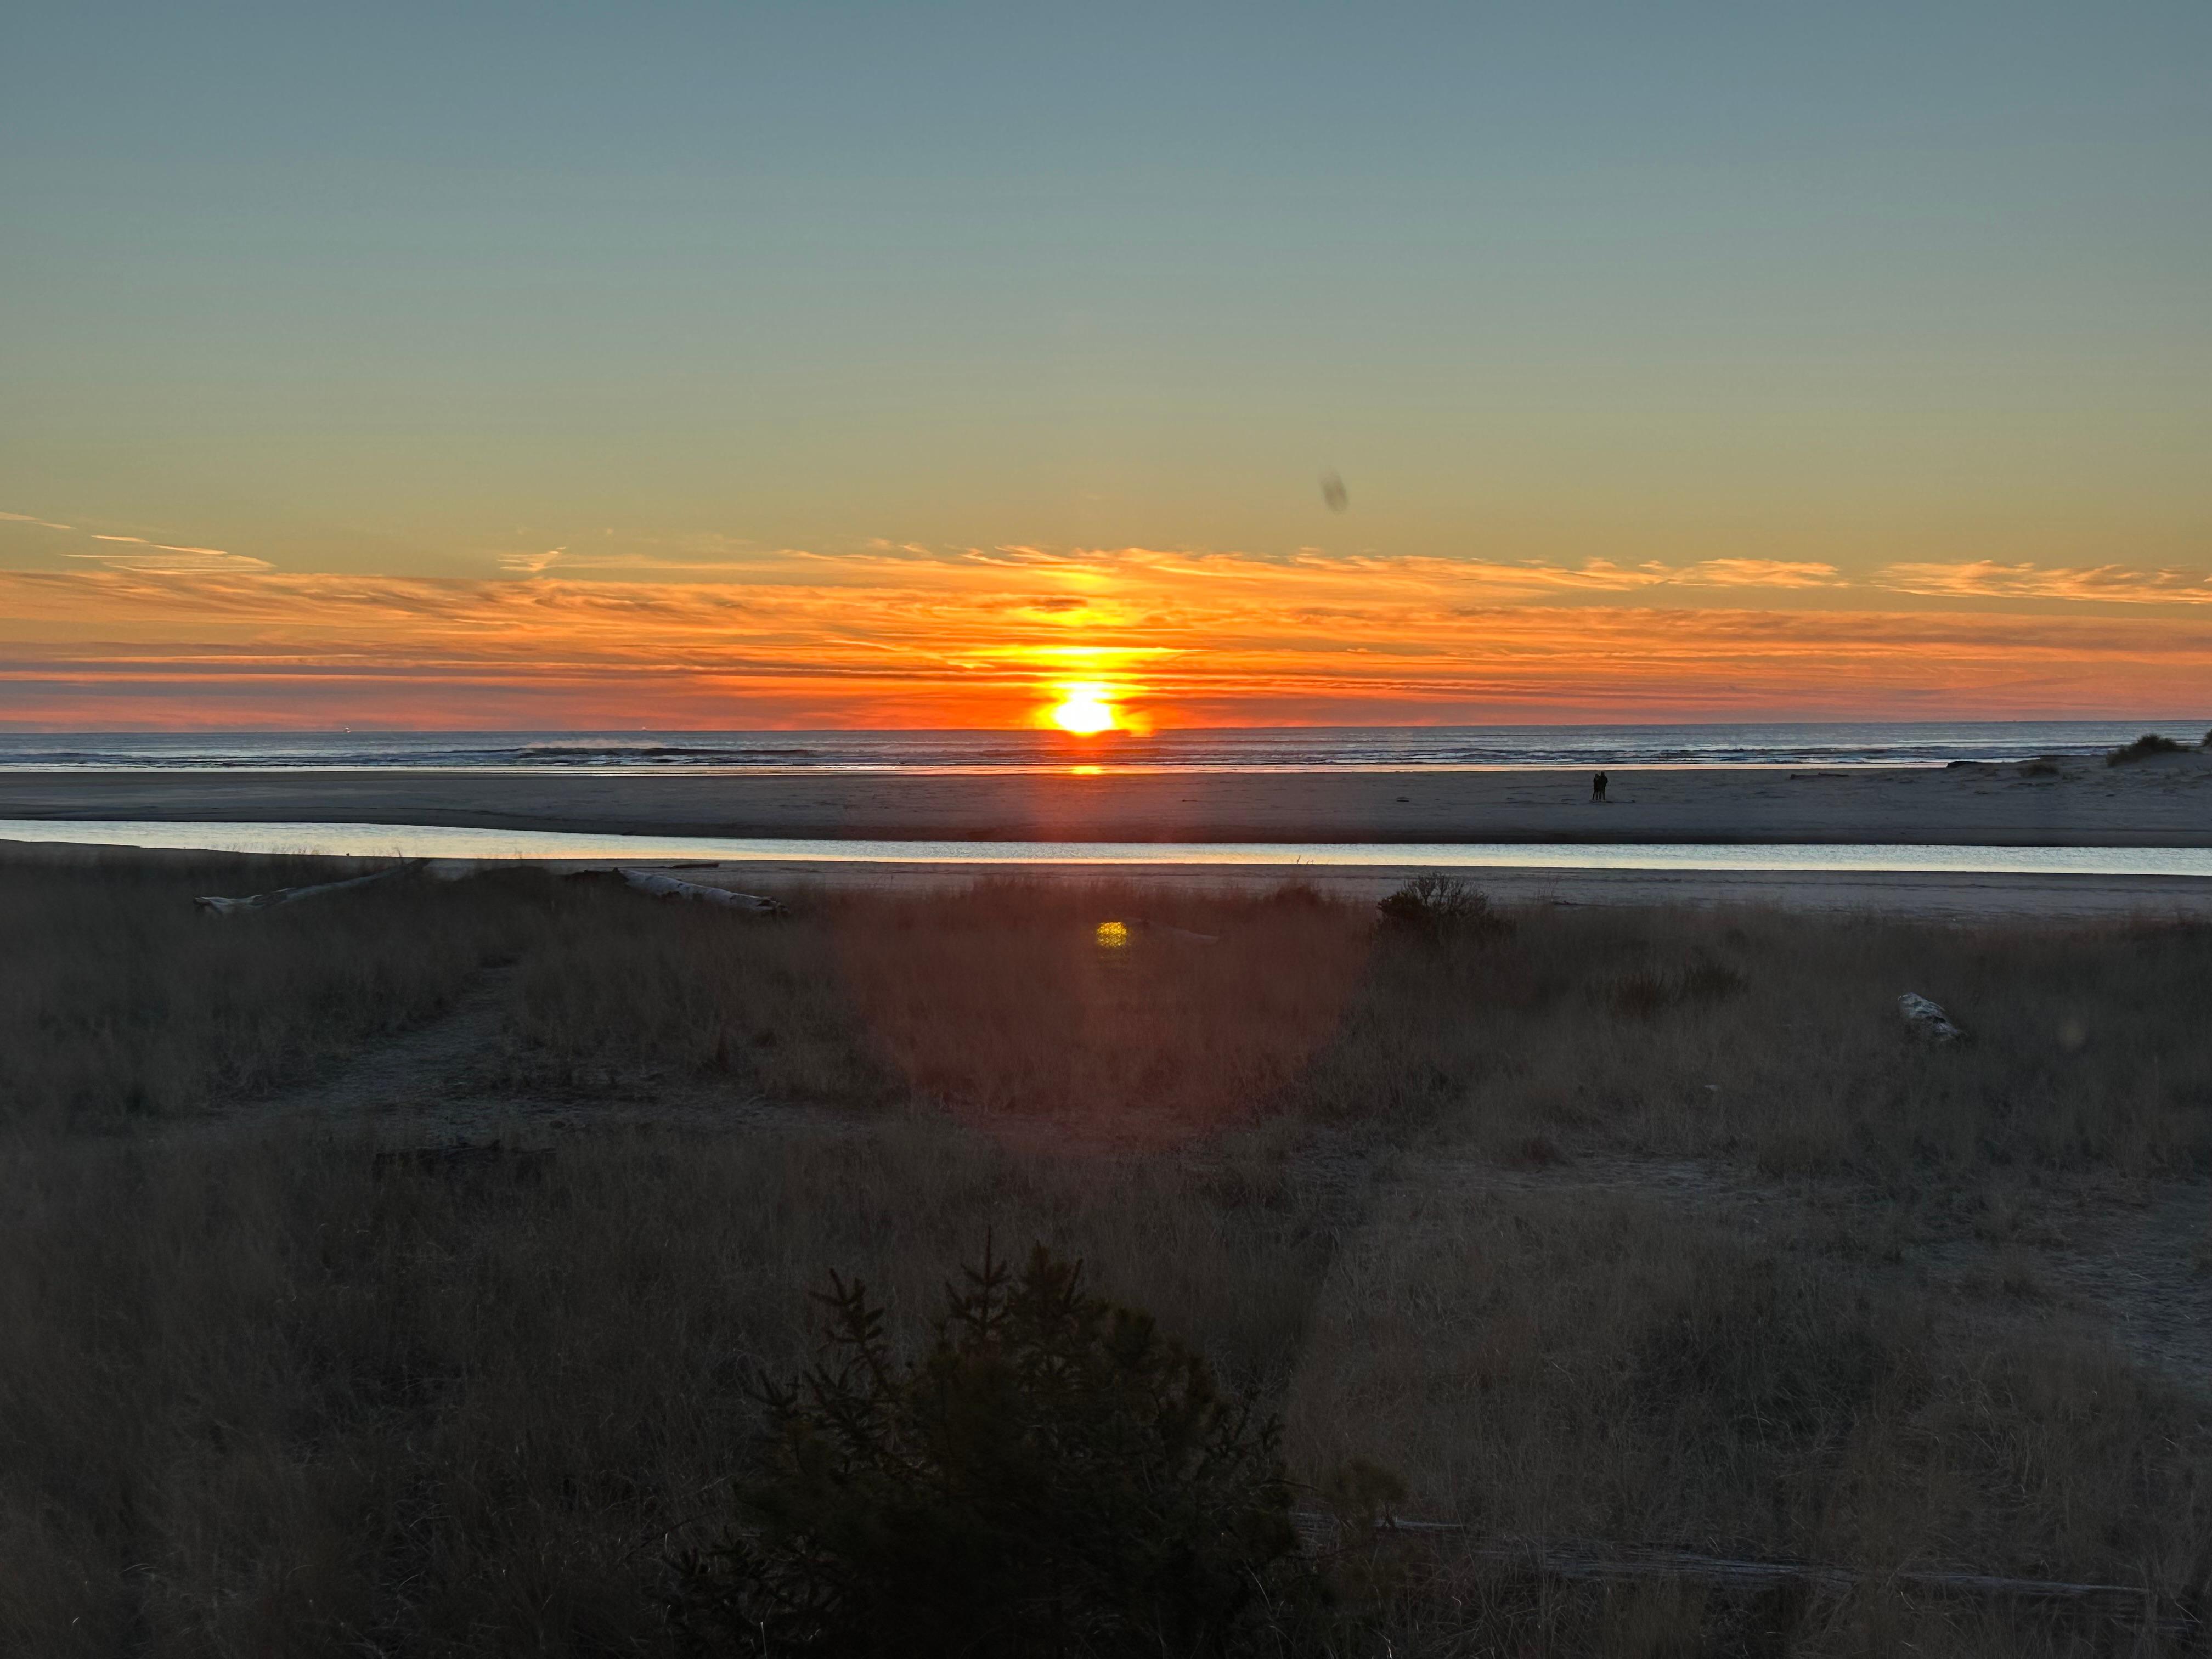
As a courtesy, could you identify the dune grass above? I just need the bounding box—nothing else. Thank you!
[2,850,2209,1654]
[2106,733,2187,765]
[0,850,535,1122]
[13,853,2212,1183]
[496,872,2212,1181]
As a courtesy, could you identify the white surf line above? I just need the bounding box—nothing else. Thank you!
[8,820,2212,879]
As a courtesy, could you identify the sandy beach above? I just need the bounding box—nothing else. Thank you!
[3,749,2210,846]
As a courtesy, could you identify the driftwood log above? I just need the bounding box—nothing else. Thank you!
[1131,918,1220,945]
[1291,1515,2196,1639]
[195,862,419,916]
[617,867,785,914]
[1898,991,1965,1042]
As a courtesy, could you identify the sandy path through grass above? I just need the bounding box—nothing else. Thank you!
[1408,1148,2210,1385]
[166,962,857,1146]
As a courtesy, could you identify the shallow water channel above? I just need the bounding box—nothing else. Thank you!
[8,819,2212,879]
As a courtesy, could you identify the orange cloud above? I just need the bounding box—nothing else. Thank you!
[1399,555,1846,593]
[4,545,2210,727]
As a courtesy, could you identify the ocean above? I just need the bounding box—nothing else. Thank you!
[0,720,2203,773]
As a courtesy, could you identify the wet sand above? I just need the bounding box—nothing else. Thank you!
[3,750,2210,846]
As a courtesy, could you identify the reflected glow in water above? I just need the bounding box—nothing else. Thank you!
[4,820,2212,878]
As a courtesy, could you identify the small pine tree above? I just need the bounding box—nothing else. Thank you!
[671,1242,1304,1657]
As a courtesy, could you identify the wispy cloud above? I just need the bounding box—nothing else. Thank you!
[1668,558,1848,589]
[1,512,272,573]
[534,551,794,575]
[1416,556,1849,593]
[71,535,272,574]
[1014,549,1848,596]
[1872,560,2212,605]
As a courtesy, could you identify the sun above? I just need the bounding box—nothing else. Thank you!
[1048,684,1119,735]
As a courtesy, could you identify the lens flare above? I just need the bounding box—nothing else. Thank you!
[1049,684,1118,735]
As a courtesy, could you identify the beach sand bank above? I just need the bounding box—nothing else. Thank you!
[3,749,2210,845]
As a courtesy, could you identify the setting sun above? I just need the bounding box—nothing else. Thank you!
[1048,684,1119,735]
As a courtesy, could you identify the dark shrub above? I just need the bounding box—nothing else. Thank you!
[672,1243,1304,1658]
[2107,733,2183,766]
[1375,873,1510,939]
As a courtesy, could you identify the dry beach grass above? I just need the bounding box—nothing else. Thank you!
[2,849,2209,1654]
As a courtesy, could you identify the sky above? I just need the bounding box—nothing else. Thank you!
[3,2,2208,730]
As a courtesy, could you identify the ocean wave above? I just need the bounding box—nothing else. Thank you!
[1,721,2202,773]
[512,742,823,765]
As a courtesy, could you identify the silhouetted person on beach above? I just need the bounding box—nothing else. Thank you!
[1591,771,1609,802]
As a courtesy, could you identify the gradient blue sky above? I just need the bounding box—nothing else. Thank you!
[4,3,2209,725]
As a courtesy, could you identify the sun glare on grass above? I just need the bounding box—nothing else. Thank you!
[1049,684,1119,735]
